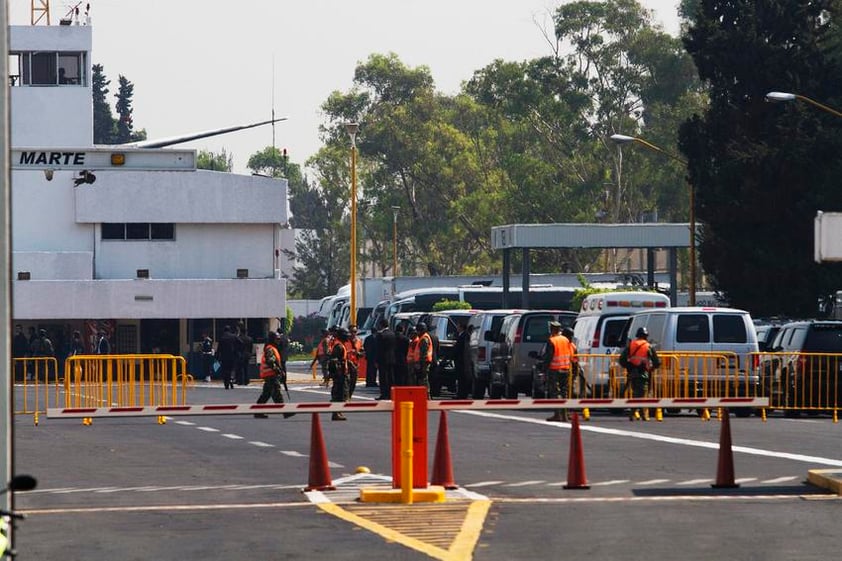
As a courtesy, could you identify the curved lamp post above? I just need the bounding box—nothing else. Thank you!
[765,91,842,118]
[391,205,400,276]
[610,133,696,306]
[345,122,359,326]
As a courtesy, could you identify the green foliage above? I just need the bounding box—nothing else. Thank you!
[197,149,233,172]
[247,146,289,178]
[679,0,842,316]
[291,314,327,352]
[432,299,473,312]
[92,66,145,145]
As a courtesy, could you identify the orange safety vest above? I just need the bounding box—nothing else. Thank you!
[628,339,651,369]
[418,332,433,363]
[260,344,282,378]
[317,336,331,359]
[344,338,362,366]
[407,337,420,364]
[548,334,572,371]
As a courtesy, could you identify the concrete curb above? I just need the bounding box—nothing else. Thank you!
[807,469,842,495]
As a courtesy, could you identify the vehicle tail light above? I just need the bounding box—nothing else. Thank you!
[514,327,522,344]
[752,354,759,369]
[478,348,486,361]
[591,325,601,349]
[798,356,806,373]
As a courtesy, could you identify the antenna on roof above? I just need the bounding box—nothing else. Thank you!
[271,54,276,152]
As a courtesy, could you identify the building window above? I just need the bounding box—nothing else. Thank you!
[102,223,175,241]
[9,51,86,86]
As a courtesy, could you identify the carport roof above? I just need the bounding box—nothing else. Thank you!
[491,223,693,250]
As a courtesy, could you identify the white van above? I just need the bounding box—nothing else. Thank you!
[620,307,760,412]
[573,292,670,396]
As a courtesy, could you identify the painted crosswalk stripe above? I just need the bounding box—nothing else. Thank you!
[503,480,546,487]
[636,479,671,485]
[763,476,799,484]
[591,479,630,487]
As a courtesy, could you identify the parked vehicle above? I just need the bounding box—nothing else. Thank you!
[754,320,785,352]
[489,310,577,398]
[418,310,477,397]
[618,307,760,416]
[468,309,524,398]
[573,292,670,397]
[759,320,842,413]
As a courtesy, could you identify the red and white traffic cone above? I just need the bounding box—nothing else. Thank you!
[431,411,458,490]
[564,413,590,490]
[305,413,336,491]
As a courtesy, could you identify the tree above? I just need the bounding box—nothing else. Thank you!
[114,75,146,144]
[197,149,233,171]
[247,146,289,178]
[92,64,115,144]
[679,0,842,317]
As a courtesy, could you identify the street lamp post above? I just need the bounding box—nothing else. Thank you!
[391,205,400,276]
[610,134,696,306]
[346,122,359,326]
[765,91,842,118]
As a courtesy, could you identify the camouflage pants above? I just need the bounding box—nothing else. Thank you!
[331,372,350,402]
[256,375,284,404]
[546,369,571,399]
[627,369,650,398]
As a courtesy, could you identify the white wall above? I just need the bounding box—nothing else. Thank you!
[12,251,92,280]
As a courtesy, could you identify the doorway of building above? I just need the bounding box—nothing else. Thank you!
[140,319,180,355]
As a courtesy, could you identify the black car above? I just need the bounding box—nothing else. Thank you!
[760,320,842,412]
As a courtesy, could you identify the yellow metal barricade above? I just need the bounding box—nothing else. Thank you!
[13,357,61,425]
[753,351,840,415]
[64,354,190,410]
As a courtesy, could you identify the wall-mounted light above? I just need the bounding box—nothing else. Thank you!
[236,268,249,279]
[17,272,30,280]
[44,169,54,181]
[136,269,149,279]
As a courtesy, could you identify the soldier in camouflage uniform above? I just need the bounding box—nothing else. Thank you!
[329,327,351,421]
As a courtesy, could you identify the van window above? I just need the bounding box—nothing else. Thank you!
[712,315,748,343]
[676,314,710,343]
[523,316,551,343]
[602,318,626,347]
[644,314,666,346]
[803,325,842,352]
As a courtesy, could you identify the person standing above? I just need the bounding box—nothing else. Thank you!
[405,327,419,385]
[415,322,434,397]
[68,330,85,357]
[215,325,239,390]
[619,326,661,421]
[310,328,332,385]
[253,331,294,419]
[453,322,470,399]
[236,322,253,386]
[276,325,290,374]
[37,329,56,382]
[13,325,29,381]
[329,327,351,421]
[375,319,396,400]
[364,328,378,388]
[345,325,363,397]
[393,324,410,387]
[95,330,111,355]
[542,321,573,422]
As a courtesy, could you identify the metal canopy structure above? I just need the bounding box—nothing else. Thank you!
[490,223,694,307]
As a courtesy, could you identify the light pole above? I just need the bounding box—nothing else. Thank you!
[610,133,696,306]
[765,91,842,118]
[391,205,400,276]
[346,122,359,326]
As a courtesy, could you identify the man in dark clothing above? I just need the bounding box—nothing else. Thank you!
[276,326,290,373]
[364,331,378,388]
[375,319,396,400]
[236,322,253,386]
[215,325,239,390]
[253,331,295,419]
[13,325,29,381]
[453,322,471,399]
[95,330,111,354]
[393,324,410,387]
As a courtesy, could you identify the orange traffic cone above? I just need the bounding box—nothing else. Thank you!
[711,409,739,489]
[305,413,336,491]
[563,413,590,490]
[431,411,457,490]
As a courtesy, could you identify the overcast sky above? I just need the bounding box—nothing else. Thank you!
[10,0,681,174]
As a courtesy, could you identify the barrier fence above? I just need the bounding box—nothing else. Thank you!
[14,355,191,424]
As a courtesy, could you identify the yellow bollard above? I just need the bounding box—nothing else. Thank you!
[761,408,767,422]
[582,407,590,421]
[400,401,414,505]
[701,408,710,422]
[834,409,838,423]
[717,408,723,421]
[655,408,663,422]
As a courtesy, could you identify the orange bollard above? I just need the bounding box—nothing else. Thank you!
[563,413,590,490]
[305,413,336,491]
[711,409,739,489]
[431,411,458,490]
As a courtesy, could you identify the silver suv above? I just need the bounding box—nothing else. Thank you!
[468,309,524,398]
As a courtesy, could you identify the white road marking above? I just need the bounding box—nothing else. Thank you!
[465,481,504,488]
[461,410,842,467]
[222,433,244,440]
[196,427,219,433]
[677,478,713,485]
[636,479,671,485]
[503,480,546,487]
[250,441,274,447]
[280,450,306,457]
[591,479,631,486]
[763,476,800,484]
[734,477,758,484]
[175,420,195,426]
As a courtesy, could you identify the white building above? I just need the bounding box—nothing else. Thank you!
[8,22,287,361]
